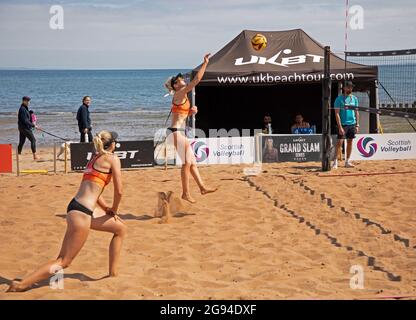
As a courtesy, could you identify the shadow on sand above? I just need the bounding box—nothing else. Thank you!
[55,212,196,221]
[1,273,109,292]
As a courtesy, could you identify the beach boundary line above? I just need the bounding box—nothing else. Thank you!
[290,178,415,251]
[242,175,402,282]
[318,171,416,178]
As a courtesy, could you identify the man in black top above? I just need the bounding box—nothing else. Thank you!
[262,114,274,134]
[76,96,93,142]
[17,96,39,160]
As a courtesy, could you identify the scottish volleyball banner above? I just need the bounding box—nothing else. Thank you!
[176,137,255,166]
[350,133,416,161]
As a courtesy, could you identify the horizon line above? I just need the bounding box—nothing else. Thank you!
[0,67,193,71]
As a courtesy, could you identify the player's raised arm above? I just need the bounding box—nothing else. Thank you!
[184,54,210,93]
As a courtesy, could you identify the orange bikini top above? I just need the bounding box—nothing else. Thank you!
[171,97,191,116]
[82,154,112,188]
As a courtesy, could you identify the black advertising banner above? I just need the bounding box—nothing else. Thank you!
[262,135,326,163]
[70,141,154,171]
[113,140,154,168]
[70,143,94,170]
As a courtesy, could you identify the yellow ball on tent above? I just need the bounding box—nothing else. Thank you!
[251,33,267,51]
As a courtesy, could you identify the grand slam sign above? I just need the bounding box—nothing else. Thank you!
[262,135,322,163]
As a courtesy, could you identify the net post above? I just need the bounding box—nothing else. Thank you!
[343,139,347,161]
[322,46,332,172]
[337,82,343,161]
[374,80,380,133]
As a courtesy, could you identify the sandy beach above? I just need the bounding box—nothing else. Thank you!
[0,147,415,300]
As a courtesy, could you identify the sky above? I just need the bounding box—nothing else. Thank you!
[0,0,415,69]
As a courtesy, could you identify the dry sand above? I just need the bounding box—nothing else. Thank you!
[0,147,415,299]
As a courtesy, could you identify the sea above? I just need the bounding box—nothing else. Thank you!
[0,66,414,144]
[0,69,186,144]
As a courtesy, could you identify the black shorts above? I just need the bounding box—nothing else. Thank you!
[337,125,356,140]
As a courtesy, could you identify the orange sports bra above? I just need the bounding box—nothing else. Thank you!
[171,97,191,116]
[82,154,112,188]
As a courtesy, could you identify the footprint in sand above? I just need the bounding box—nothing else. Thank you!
[0,220,15,226]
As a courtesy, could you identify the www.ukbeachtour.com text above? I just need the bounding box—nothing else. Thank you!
[217,72,354,84]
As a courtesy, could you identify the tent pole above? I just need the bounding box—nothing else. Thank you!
[257,133,263,163]
[322,46,332,172]
[191,88,196,138]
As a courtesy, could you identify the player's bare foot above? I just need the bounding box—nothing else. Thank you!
[33,154,40,161]
[200,186,218,195]
[6,281,27,292]
[345,161,355,168]
[182,193,196,204]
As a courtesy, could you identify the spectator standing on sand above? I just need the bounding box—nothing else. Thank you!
[17,96,39,160]
[77,96,93,142]
[333,81,360,169]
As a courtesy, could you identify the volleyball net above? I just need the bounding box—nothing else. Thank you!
[346,49,416,109]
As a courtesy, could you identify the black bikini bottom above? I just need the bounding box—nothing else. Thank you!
[167,127,186,134]
[67,198,93,216]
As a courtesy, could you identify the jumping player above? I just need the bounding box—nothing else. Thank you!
[164,54,218,203]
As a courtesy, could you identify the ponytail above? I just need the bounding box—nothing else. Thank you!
[164,77,175,94]
[93,130,113,154]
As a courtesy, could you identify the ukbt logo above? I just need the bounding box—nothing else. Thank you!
[235,49,324,68]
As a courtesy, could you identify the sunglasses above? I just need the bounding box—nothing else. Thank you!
[171,73,185,87]
[111,136,119,145]
[104,137,118,149]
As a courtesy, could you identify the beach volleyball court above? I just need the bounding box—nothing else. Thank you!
[1,149,415,299]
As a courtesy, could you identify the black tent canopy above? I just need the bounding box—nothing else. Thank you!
[192,29,378,135]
